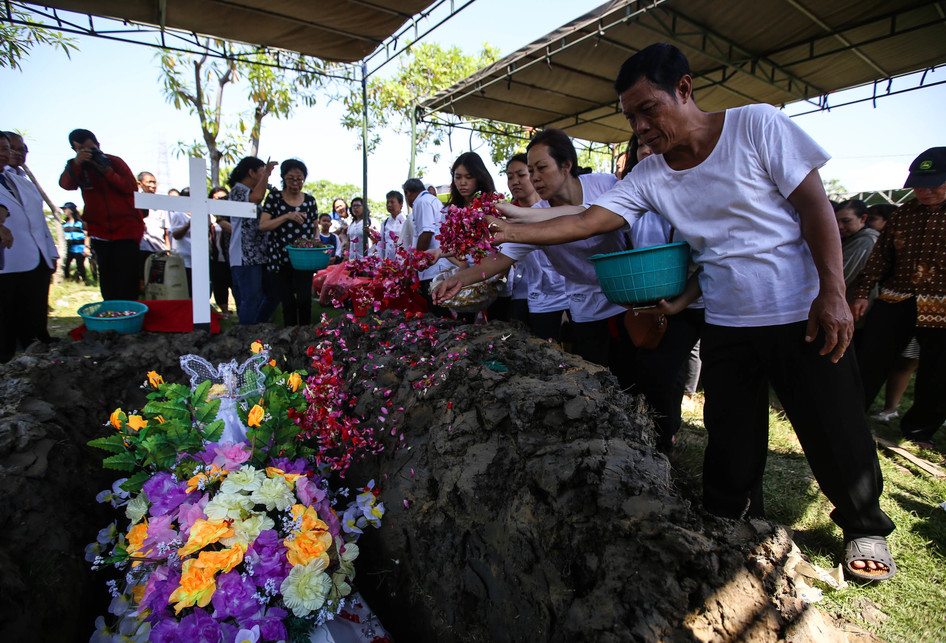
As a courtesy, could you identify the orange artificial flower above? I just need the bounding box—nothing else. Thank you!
[290,504,328,533]
[126,520,149,556]
[287,372,302,392]
[269,359,276,367]
[250,341,263,354]
[178,519,235,558]
[155,415,166,424]
[168,558,218,613]
[131,584,146,604]
[146,371,164,388]
[126,415,148,431]
[196,542,246,575]
[247,404,265,427]
[285,529,333,567]
[109,408,125,430]
[185,465,227,494]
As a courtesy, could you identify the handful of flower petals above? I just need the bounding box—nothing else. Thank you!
[436,191,506,262]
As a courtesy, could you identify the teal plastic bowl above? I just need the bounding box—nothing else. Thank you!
[589,242,690,305]
[78,300,148,334]
[287,246,332,271]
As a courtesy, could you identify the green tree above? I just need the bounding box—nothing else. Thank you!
[822,178,848,201]
[303,179,384,215]
[335,42,533,169]
[159,43,324,186]
[0,8,77,70]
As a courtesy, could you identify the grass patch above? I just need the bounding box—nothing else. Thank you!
[674,386,946,643]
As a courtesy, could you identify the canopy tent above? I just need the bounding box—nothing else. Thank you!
[21,0,441,63]
[420,0,946,144]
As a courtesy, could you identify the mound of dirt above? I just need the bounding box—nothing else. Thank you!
[0,314,874,642]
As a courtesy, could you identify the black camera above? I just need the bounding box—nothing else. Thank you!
[88,147,111,169]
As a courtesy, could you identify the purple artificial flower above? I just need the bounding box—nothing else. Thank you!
[177,493,210,535]
[141,568,181,623]
[178,608,221,642]
[149,617,179,643]
[247,606,288,641]
[246,530,290,588]
[294,476,326,507]
[144,472,189,516]
[141,514,179,558]
[211,571,259,622]
[267,456,308,475]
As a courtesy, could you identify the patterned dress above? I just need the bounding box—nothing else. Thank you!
[262,190,318,271]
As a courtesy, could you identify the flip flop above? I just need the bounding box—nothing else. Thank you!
[844,535,897,581]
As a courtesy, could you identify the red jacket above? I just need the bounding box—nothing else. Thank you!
[59,154,143,242]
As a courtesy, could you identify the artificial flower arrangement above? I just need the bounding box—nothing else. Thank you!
[88,344,386,643]
[436,192,506,262]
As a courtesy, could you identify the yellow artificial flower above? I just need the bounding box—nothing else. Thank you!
[290,504,329,534]
[250,341,263,354]
[207,383,228,399]
[168,558,218,613]
[146,371,164,388]
[247,405,265,427]
[265,467,304,488]
[287,372,302,392]
[280,558,332,617]
[178,519,235,558]
[126,415,148,431]
[131,584,146,604]
[109,408,124,430]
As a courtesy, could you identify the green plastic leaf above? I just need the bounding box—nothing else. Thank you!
[88,435,127,454]
[195,398,221,424]
[120,470,152,495]
[103,452,138,472]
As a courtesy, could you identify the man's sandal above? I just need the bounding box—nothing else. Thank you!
[843,535,897,581]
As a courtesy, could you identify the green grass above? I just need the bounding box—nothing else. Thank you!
[47,279,346,338]
[674,385,946,643]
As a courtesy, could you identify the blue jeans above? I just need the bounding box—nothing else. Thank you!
[231,265,277,325]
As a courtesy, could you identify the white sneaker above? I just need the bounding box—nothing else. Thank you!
[870,410,899,422]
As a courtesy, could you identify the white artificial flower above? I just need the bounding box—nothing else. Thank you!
[220,512,276,547]
[280,558,332,617]
[125,494,148,524]
[250,477,295,512]
[220,465,267,495]
[204,492,254,521]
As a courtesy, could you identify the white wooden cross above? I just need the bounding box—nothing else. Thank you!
[134,157,257,326]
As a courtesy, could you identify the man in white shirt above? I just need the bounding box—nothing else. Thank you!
[378,190,406,261]
[402,178,452,315]
[490,43,896,581]
[136,171,168,292]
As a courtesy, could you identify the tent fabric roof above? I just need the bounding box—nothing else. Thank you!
[32,0,438,63]
[421,0,946,143]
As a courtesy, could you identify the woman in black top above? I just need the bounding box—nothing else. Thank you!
[260,159,318,326]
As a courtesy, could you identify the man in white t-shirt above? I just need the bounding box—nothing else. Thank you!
[402,178,452,315]
[490,43,896,581]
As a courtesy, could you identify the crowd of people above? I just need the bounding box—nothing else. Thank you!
[1,41,943,582]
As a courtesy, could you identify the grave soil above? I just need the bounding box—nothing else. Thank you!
[0,314,873,641]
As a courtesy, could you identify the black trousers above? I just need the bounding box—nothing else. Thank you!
[91,238,140,301]
[857,298,946,442]
[210,260,232,312]
[64,252,88,282]
[0,259,52,362]
[529,309,566,342]
[272,265,314,326]
[419,279,452,319]
[632,308,704,450]
[569,313,634,389]
[700,321,894,537]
